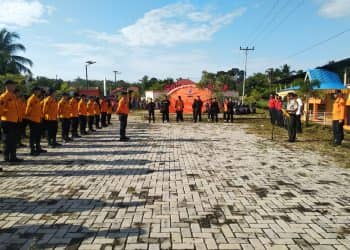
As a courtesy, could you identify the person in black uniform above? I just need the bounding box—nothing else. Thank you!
[227,97,234,123]
[210,98,220,122]
[160,96,170,123]
[193,96,203,123]
[192,99,197,122]
[147,98,155,123]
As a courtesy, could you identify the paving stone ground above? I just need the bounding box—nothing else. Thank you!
[0,116,349,250]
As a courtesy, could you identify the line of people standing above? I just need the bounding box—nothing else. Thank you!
[0,79,114,167]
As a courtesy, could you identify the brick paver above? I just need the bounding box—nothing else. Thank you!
[0,117,349,249]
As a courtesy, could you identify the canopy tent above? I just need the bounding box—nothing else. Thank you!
[167,84,212,114]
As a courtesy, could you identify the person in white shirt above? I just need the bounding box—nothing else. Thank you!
[286,93,298,142]
[295,94,303,133]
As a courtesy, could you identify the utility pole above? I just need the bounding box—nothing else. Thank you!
[113,70,121,92]
[240,46,254,104]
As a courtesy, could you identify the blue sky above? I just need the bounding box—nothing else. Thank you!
[1,0,350,82]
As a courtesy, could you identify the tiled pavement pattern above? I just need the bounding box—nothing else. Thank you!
[0,117,349,250]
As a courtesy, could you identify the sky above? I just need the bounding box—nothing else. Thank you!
[1,0,350,82]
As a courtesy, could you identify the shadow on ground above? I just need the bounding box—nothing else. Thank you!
[0,198,146,214]
[0,224,146,249]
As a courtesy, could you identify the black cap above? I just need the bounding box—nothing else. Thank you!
[335,89,342,94]
[73,92,79,97]
[62,92,69,96]
[48,88,56,95]
[32,86,41,92]
[4,79,17,85]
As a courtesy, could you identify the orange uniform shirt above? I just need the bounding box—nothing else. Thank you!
[94,102,101,115]
[0,91,20,123]
[58,98,71,119]
[175,99,184,111]
[17,98,26,122]
[78,99,87,116]
[43,96,58,121]
[70,98,79,118]
[100,100,108,113]
[87,100,95,116]
[332,97,345,121]
[116,97,129,115]
[26,94,42,123]
[107,104,113,114]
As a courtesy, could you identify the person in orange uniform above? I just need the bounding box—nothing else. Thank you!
[0,80,22,165]
[94,97,102,129]
[107,98,113,125]
[175,96,184,122]
[70,93,80,138]
[58,92,72,142]
[116,91,129,141]
[100,96,108,127]
[332,89,345,146]
[26,87,46,156]
[78,94,88,135]
[223,98,229,122]
[86,96,96,132]
[43,88,61,148]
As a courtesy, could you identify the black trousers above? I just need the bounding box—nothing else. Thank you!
[162,112,169,123]
[16,122,23,145]
[288,114,297,142]
[223,112,228,121]
[60,118,70,140]
[176,111,184,122]
[88,116,94,131]
[227,112,233,122]
[22,119,28,137]
[194,110,202,123]
[95,115,101,128]
[269,108,276,125]
[107,113,112,124]
[71,117,79,136]
[29,121,42,152]
[277,111,284,127]
[101,112,107,126]
[148,110,155,123]
[46,120,58,145]
[119,114,128,138]
[211,113,218,122]
[79,116,87,134]
[296,114,302,133]
[332,120,344,145]
[2,121,18,161]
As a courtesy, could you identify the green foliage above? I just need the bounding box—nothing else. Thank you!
[245,89,262,104]
[198,68,243,93]
[0,28,33,75]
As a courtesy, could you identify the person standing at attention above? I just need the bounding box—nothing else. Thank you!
[175,96,184,122]
[332,89,345,146]
[117,91,130,141]
[26,87,46,155]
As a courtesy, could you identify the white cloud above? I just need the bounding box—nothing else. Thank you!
[0,0,53,28]
[318,0,350,18]
[87,3,246,47]
[53,43,102,57]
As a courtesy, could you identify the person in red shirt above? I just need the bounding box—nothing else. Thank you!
[275,96,283,127]
[268,94,276,125]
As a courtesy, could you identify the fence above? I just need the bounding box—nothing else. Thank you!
[306,111,333,126]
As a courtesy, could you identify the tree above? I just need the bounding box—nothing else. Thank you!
[0,28,33,75]
[295,79,321,126]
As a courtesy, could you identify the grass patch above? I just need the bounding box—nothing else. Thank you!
[239,117,350,169]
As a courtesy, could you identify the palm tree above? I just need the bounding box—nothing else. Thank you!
[0,28,33,75]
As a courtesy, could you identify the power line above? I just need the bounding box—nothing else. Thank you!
[258,0,305,43]
[250,0,292,45]
[284,27,350,60]
[244,0,280,45]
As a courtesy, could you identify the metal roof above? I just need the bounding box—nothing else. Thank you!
[318,57,350,72]
[307,68,346,90]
